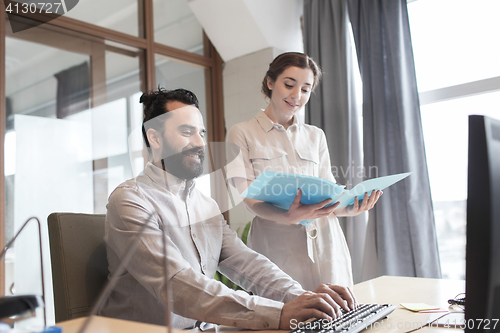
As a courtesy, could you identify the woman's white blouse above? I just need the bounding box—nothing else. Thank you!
[227,111,353,290]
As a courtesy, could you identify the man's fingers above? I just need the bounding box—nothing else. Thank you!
[327,285,357,311]
[313,285,347,312]
[309,309,332,322]
[327,289,350,312]
[279,287,361,330]
[318,293,343,317]
[306,295,338,319]
[300,292,342,318]
[346,287,358,309]
[280,292,343,329]
[286,309,330,327]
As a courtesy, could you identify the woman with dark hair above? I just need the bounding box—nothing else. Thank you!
[227,52,381,290]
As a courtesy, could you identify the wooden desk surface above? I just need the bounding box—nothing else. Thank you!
[54,316,182,333]
[350,275,464,333]
[56,276,465,333]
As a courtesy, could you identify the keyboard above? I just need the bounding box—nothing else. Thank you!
[290,304,396,333]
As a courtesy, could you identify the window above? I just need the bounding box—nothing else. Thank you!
[1,0,223,326]
[408,0,500,279]
[63,0,141,37]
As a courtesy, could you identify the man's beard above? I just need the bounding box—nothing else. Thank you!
[161,144,204,180]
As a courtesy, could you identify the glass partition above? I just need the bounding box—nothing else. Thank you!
[154,54,209,196]
[2,2,224,326]
[63,0,141,37]
[4,24,145,326]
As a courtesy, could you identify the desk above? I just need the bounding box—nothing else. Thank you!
[56,276,465,333]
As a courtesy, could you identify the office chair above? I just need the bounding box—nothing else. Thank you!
[47,213,109,323]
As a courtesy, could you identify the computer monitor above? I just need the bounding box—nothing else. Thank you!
[466,115,500,331]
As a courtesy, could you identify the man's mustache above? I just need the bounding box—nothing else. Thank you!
[182,147,205,161]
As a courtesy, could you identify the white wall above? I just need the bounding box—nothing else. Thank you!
[223,48,277,232]
[188,0,304,62]
[224,48,277,132]
[14,114,94,326]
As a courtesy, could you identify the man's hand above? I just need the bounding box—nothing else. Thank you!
[312,284,357,312]
[279,285,357,329]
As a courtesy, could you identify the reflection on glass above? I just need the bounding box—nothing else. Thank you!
[155,54,209,196]
[153,0,204,55]
[64,0,140,37]
[5,36,92,327]
[155,54,207,119]
[5,32,144,325]
[105,48,144,188]
[420,91,500,280]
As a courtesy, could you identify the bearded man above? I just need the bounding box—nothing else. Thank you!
[99,88,356,330]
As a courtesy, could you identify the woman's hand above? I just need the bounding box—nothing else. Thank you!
[283,189,341,224]
[334,190,383,217]
[235,177,341,224]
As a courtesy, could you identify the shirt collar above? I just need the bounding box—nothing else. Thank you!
[255,109,301,132]
[144,162,195,196]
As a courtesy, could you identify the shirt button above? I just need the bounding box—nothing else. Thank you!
[192,234,196,238]
[202,265,206,270]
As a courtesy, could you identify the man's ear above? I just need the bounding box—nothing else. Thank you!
[146,128,161,150]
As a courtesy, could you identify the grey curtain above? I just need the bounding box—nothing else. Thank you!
[303,0,441,280]
[347,0,441,278]
[303,0,368,283]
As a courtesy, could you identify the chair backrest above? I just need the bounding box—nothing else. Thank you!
[48,213,108,323]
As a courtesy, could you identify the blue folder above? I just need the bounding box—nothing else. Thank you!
[241,171,411,226]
